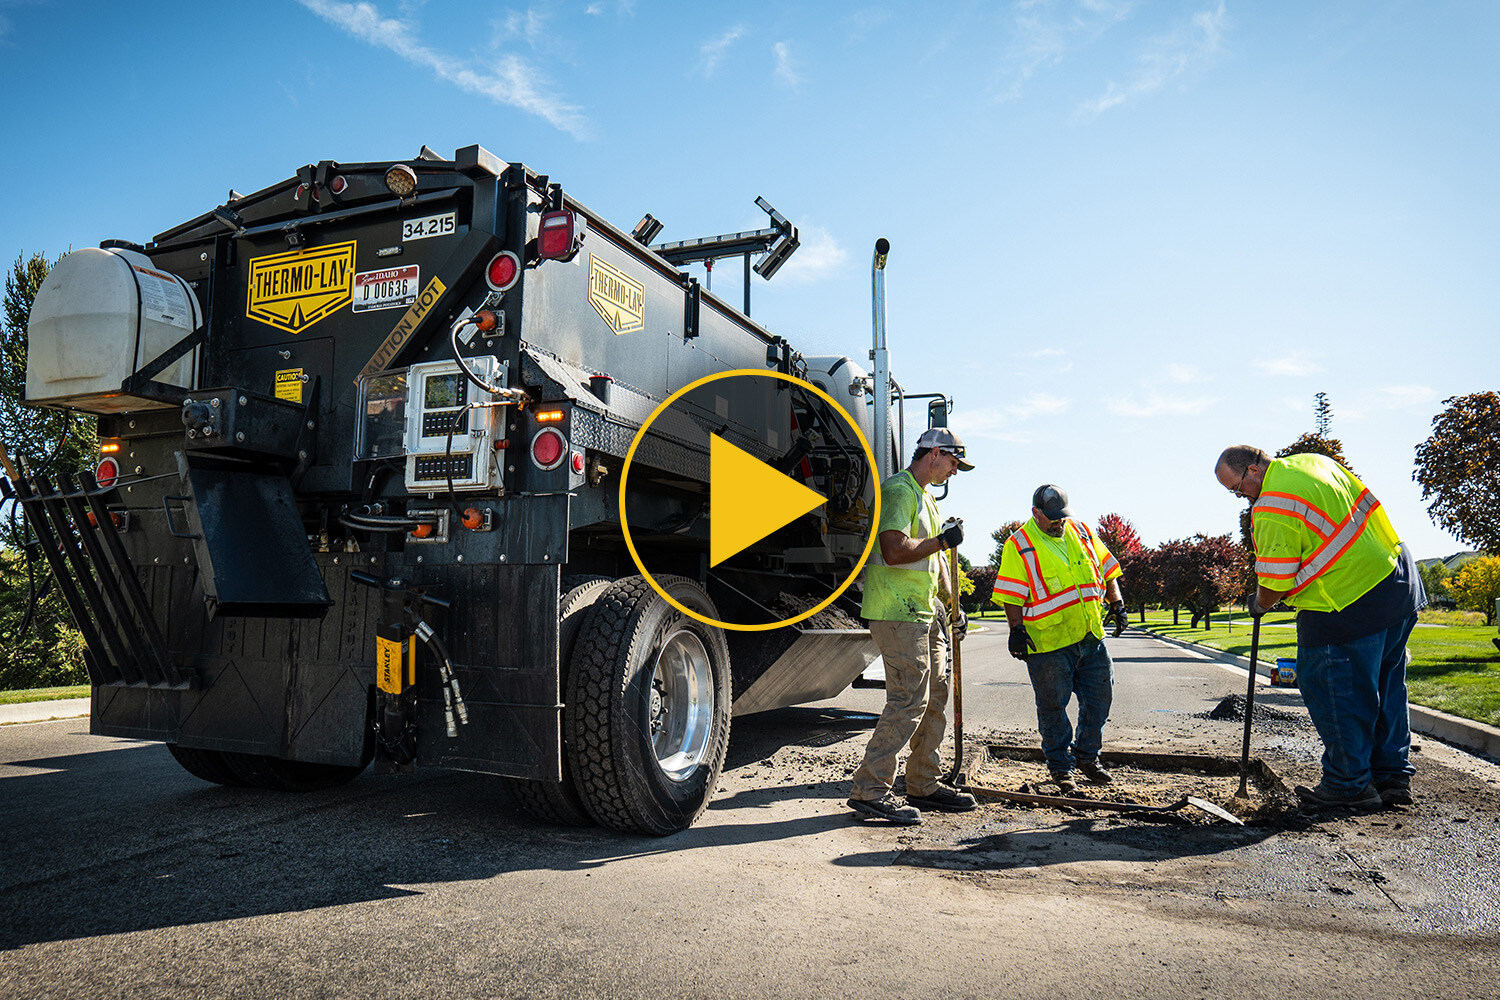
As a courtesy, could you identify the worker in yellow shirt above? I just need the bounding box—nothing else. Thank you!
[848,428,978,825]
[992,485,1128,793]
[1215,446,1424,809]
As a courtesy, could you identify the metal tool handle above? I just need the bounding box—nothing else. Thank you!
[1237,614,1261,797]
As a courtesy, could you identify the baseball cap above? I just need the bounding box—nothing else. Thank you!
[916,427,974,471]
[1032,484,1073,519]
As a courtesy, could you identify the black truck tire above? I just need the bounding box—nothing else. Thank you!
[166,744,252,787]
[503,575,614,827]
[566,575,731,835]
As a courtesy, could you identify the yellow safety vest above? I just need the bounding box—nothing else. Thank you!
[1252,454,1401,612]
[860,469,943,623]
[992,518,1122,654]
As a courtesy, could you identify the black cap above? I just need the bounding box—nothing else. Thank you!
[1032,484,1073,519]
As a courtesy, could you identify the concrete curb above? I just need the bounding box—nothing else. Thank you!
[0,698,90,725]
[1135,627,1500,760]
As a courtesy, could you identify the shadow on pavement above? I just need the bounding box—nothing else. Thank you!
[0,707,884,949]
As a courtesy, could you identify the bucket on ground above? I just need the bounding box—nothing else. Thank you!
[1270,657,1298,687]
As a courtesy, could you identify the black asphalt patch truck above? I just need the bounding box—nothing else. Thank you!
[8,144,938,834]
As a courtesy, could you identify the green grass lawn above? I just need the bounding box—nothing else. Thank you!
[0,684,90,705]
[1137,609,1500,728]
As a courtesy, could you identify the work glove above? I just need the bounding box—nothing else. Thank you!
[1008,623,1036,661]
[1247,592,1267,618]
[1105,600,1129,637]
[940,519,964,550]
[952,608,969,639]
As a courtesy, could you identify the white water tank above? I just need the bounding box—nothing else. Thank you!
[26,246,201,412]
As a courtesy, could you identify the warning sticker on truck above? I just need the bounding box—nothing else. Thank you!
[353,265,420,313]
[588,255,645,335]
[246,241,356,334]
[275,368,304,403]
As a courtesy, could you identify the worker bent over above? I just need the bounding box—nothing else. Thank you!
[992,485,1128,794]
[848,428,978,825]
[1214,447,1425,809]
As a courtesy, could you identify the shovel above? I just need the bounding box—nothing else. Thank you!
[945,543,966,784]
[1236,612,1262,798]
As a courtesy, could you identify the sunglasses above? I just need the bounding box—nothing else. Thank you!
[938,446,966,459]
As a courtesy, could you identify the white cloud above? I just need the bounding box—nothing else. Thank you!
[297,0,588,138]
[1253,353,1322,377]
[1162,363,1205,384]
[1106,392,1213,417]
[1377,384,1438,408]
[995,0,1135,102]
[1077,0,1227,116]
[494,6,550,49]
[951,407,1036,444]
[773,41,801,89]
[699,25,745,76]
[769,226,846,284]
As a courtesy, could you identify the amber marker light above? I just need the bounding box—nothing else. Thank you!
[534,409,565,423]
[385,164,418,198]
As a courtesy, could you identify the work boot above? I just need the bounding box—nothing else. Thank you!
[1294,781,1382,810]
[1375,777,1413,807]
[1078,760,1114,785]
[906,782,977,813]
[1050,772,1077,795]
[847,793,923,825]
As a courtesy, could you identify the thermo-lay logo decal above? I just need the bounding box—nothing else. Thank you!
[246,241,357,334]
[588,255,645,335]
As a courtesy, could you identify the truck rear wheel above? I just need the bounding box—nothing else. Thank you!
[503,575,613,827]
[566,575,731,835]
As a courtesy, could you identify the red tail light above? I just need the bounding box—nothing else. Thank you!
[96,457,121,489]
[531,427,567,470]
[485,251,521,291]
[538,211,579,260]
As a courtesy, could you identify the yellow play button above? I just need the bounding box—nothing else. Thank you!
[618,368,880,632]
[709,434,828,567]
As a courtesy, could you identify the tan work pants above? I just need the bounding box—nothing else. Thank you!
[850,617,951,801]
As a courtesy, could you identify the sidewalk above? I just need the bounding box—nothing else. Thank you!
[1142,627,1500,759]
[0,698,89,725]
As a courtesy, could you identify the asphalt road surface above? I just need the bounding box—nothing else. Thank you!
[3,626,1498,999]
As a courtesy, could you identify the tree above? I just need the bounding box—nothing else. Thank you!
[1448,555,1500,626]
[1096,513,1142,557]
[1413,392,1500,554]
[1097,513,1151,620]
[2,253,97,475]
[1154,534,1241,629]
[961,565,997,613]
[1314,391,1332,437]
[988,520,1024,567]
[1417,561,1452,605]
[1277,432,1353,474]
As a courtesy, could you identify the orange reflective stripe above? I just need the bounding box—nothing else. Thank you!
[1014,528,1051,598]
[1254,491,1337,538]
[1287,490,1382,596]
[993,576,1030,600]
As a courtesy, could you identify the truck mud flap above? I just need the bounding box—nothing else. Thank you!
[173,452,333,619]
[1,467,187,688]
[707,572,878,716]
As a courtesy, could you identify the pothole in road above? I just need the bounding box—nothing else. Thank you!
[965,743,1298,826]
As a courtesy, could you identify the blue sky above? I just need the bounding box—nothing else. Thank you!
[2,0,1496,562]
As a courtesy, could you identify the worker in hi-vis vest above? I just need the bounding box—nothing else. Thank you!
[1215,447,1425,810]
[848,428,978,826]
[992,484,1129,794]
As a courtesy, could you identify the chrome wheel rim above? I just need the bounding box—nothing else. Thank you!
[648,628,714,782]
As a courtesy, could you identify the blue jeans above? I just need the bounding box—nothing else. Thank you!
[1297,613,1418,795]
[1026,633,1114,774]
